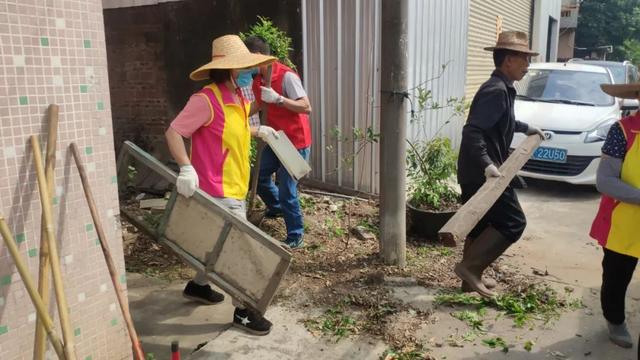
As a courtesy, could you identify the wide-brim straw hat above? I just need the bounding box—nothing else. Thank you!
[484,30,539,56]
[600,83,640,99]
[190,35,276,81]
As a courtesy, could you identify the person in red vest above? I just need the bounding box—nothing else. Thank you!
[590,83,640,349]
[245,36,312,249]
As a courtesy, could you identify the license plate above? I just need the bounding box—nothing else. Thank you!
[532,146,568,163]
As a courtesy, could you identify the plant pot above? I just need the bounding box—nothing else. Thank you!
[407,203,456,241]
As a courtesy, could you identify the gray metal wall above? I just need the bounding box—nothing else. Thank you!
[407,0,469,146]
[303,0,469,194]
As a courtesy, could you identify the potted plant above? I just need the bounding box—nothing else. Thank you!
[406,136,461,239]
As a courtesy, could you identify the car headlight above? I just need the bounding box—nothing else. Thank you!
[584,119,617,143]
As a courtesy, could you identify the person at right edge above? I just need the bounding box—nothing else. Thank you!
[590,83,640,349]
[455,31,544,298]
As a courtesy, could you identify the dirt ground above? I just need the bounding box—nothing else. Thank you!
[124,180,640,359]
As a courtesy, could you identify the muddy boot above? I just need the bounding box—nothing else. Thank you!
[461,237,498,292]
[454,227,511,298]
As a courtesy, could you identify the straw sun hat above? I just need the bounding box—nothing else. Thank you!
[484,30,539,56]
[600,83,640,99]
[190,35,276,81]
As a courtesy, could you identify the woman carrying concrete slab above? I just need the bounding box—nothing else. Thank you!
[165,35,278,335]
[590,83,640,349]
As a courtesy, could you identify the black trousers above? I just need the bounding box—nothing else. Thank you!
[460,183,527,243]
[601,248,638,325]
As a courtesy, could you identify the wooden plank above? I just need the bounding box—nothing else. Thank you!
[438,135,543,247]
[264,130,312,181]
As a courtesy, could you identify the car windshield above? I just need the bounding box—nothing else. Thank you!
[599,64,625,84]
[515,69,614,106]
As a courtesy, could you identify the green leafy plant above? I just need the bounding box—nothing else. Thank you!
[524,340,535,352]
[406,137,460,211]
[482,337,510,353]
[240,16,295,69]
[451,309,487,332]
[435,284,581,328]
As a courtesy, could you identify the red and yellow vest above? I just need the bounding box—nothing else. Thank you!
[590,113,640,257]
[253,61,312,149]
[190,83,251,200]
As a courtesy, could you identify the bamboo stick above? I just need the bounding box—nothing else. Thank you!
[70,143,145,360]
[30,136,77,360]
[35,104,59,359]
[0,217,66,359]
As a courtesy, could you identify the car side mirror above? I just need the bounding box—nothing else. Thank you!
[621,98,640,111]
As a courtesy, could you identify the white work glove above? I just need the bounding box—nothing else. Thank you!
[176,165,198,198]
[526,125,545,140]
[484,164,502,178]
[256,125,280,141]
[260,86,283,104]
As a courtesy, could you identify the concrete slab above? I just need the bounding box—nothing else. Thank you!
[189,306,388,360]
[127,273,233,358]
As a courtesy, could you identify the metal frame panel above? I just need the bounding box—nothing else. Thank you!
[117,141,292,315]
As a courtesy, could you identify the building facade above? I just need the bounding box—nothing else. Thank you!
[0,0,130,358]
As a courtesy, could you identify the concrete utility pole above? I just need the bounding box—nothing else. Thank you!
[379,0,408,267]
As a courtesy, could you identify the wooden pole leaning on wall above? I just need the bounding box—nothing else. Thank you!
[0,217,66,359]
[70,143,146,360]
[30,136,77,360]
[246,64,273,219]
[34,104,59,360]
[438,135,542,247]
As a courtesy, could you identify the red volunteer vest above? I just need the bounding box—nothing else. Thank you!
[253,61,312,149]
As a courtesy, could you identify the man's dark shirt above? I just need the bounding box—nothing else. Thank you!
[457,70,529,184]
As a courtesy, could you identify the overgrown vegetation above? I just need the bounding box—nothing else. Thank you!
[406,137,460,211]
[240,16,296,69]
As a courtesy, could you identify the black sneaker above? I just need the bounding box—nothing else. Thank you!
[264,208,284,219]
[182,281,225,305]
[233,307,272,336]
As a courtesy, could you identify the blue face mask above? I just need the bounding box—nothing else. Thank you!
[236,68,258,88]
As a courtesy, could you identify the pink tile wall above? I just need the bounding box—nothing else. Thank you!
[0,0,131,359]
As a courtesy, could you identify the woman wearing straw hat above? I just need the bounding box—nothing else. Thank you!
[165,34,278,335]
[455,31,544,298]
[590,83,640,349]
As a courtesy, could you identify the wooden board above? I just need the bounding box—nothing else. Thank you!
[264,130,311,181]
[438,135,543,247]
[117,141,292,315]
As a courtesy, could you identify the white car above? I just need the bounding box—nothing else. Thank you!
[510,62,638,185]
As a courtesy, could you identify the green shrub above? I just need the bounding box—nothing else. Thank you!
[240,16,296,69]
[406,137,460,211]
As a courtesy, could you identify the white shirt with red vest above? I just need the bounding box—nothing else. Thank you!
[252,61,312,150]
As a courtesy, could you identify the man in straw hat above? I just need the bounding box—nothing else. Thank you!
[590,83,640,348]
[244,35,312,250]
[454,31,544,298]
[165,34,279,335]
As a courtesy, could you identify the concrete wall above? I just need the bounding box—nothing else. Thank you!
[531,0,562,62]
[558,29,576,60]
[104,0,303,159]
[0,0,130,358]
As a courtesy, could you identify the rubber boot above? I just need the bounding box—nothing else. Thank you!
[461,237,497,292]
[454,227,511,298]
[607,321,633,348]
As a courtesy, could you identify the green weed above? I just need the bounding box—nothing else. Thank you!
[482,337,510,353]
[451,309,487,332]
[436,285,579,328]
[380,346,429,360]
[304,300,358,342]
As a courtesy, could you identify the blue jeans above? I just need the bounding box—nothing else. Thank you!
[257,146,310,241]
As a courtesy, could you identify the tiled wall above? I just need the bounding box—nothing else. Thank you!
[0,1,130,359]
